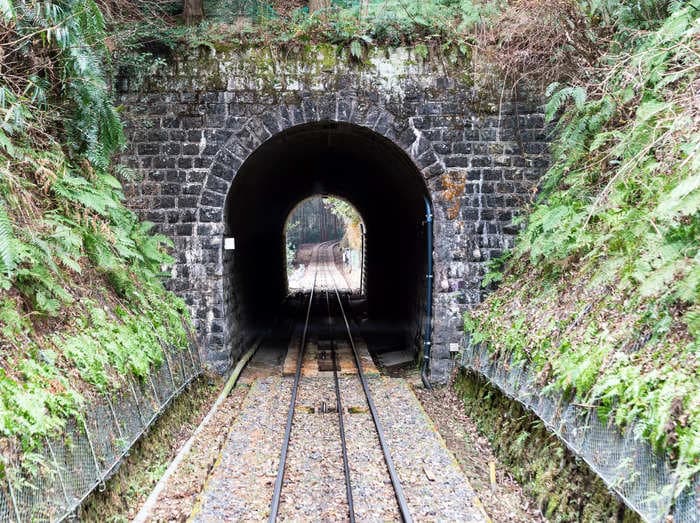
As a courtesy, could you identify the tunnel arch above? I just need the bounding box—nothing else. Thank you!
[119,52,552,381]
[219,120,433,366]
[198,99,444,214]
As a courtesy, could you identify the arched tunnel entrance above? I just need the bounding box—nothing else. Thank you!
[223,121,431,363]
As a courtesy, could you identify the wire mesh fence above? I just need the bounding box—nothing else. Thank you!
[0,341,202,522]
[460,338,699,523]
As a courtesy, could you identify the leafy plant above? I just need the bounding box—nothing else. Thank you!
[0,0,193,462]
[0,198,16,279]
[465,0,700,495]
[481,250,512,288]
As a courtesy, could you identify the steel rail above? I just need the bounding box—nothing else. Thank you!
[321,245,356,523]
[268,245,320,522]
[324,243,413,523]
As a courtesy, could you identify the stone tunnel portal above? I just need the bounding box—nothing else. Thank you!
[223,121,431,360]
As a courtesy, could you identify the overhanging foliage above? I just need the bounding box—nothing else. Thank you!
[467,0,699,495]
[0,0,191,462]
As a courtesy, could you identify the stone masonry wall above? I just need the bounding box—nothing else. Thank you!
[118,45,549,382]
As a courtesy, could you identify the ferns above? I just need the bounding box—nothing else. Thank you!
[469,0,700,492]
[0,198,16,278]
[545,84,587,121]
[524,2,699,268]
[0,0,15,19]
[655,166,700,220]
[0,0,191,456]
[2,1,125,167]
[585,0,676,30]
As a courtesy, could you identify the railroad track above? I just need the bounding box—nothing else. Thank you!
[269,241,412,522]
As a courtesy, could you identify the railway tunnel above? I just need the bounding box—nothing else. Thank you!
[223,121,431,362]
[117,46,550,380]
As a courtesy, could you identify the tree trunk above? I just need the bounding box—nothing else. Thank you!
[183,0,204,25]
[359,0,369,19]
[309,0,331,13]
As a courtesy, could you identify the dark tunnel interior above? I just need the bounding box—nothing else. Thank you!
[223,121,430,354]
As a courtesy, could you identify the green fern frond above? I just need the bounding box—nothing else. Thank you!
[0,0,13,20]
[0,198,15,275]
[545,85,588,122]
[84,231,117,271]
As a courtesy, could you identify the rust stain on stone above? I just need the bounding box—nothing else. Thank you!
[442,171,467,220]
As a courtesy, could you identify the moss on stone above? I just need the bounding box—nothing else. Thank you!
[316,43,339,70]
[454,370,641,523]
[128,42,486,103]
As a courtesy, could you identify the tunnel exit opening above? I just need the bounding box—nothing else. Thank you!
[285,195,365,294]
[222,121,431,366]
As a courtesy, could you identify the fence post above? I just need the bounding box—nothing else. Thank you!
[81,419,102,484]
[176,346,188,383]
[5,462,22,523]
[126,376,147,428]
[46,438,70,508]
[149,374,160,404]
[105,395,125,444]
[161,345,177,389]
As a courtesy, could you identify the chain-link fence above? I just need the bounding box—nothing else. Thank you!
[0,340,202,522]
[460,339,699,523]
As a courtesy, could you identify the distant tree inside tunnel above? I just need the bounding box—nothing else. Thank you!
[285,196,364,293]
[286,197,345,247]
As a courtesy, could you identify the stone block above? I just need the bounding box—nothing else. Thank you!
[200,207,223,222]
[137,143,160,155]
[163,142,181,156]
[161,183,181,196]
[153,157,176,169]
[445,156,469,168]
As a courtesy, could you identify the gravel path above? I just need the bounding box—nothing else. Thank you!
[368,377,487,522]
[145,382,251,521]
[277,377,349,520]
[340,377,402,521]
[414,379,546,522]
[291,242,354,293]
[281,376,401,521]
[192,244,487,522]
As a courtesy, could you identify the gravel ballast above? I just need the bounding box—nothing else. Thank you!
[192,378,292,521]
[193,374,487,521]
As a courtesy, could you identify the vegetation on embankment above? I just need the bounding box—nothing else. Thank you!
[2,0,697,506]
[465,0,700,495]
[455,370,640,522]
[79,375,221,521]
[98,0,518,94]
[0,1,192,470]
[327,197,363,252]
[108,0,494,71]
